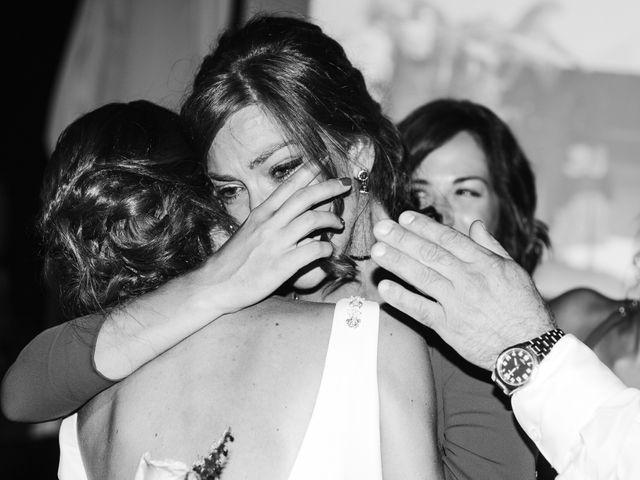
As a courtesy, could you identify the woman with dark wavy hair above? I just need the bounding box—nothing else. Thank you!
[398,98,542,478]
[399,98,549,274]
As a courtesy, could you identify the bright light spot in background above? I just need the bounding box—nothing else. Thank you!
[427,0,640,75]
[311,0,640,75]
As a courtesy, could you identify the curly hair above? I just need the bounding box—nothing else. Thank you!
[39,100,233,319]
[398,99,549,274]
[181,14,413,289]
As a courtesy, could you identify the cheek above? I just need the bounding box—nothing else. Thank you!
[225,200,250,224]
[453,198,499,235]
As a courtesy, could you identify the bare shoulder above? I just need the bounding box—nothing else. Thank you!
[78,297,337,479]
[377,307,429,371]
[377,307,442,479]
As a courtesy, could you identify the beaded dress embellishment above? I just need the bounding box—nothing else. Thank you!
[345,296,365,328]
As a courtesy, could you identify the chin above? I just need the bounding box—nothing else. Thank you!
[292,264,329,291]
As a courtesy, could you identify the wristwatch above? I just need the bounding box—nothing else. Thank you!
[491,329,565,396]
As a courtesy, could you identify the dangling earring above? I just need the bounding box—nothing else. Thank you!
[356,169,369,194]
[347,168,374,261]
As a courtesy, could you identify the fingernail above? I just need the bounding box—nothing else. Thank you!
[399,211,415,225]
[371,243,386,257]
[339,217,345,227]
[374,220,392,236]
[339,177,352,187]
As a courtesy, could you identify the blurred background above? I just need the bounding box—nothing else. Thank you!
[1,0,638,476]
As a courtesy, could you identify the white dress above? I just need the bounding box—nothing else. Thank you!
[58,297,383,479]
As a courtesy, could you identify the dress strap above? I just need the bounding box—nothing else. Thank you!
[58,413,89,480]
[287,297,382,480]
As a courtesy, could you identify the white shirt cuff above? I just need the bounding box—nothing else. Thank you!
[511,334,627,470]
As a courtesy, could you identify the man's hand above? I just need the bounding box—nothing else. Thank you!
[371,211,554,370]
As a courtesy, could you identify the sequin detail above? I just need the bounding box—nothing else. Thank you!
[345,296,365,328]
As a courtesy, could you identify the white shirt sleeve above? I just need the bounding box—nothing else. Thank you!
[511,334,640,479]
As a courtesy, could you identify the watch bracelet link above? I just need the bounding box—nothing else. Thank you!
[525,328,566,361]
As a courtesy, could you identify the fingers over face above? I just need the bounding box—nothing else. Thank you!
[396,211,493,262]
[260,163,321,213]
[274,177,351,223]
[286,239,334,271]
[284,210,344,245]
[372,219,463,271]
[468,220,511,259]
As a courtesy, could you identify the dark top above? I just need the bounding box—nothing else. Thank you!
[1,317,114,421]
[428,335,538,479]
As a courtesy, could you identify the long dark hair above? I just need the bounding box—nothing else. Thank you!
[40,100,231,318]
[398,98,549,273]
[181,14,412,288]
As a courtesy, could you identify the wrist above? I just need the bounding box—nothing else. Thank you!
[491,328,565,396]
[185,257,236,318]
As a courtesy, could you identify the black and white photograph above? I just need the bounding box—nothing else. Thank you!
[1,0,638,478]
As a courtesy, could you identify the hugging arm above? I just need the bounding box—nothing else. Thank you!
[1,170,350,422]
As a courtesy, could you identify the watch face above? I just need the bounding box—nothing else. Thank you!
[496,347,537,387]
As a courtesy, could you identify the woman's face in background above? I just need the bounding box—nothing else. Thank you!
[411,131,500,236]
[206,105,355,290]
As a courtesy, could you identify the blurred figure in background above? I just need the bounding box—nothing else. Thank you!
[398,97,639,477]
[398,98,639,381]
[398,97,544,478]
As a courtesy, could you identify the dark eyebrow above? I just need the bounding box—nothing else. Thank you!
[411,179,430,186]
[453,176,489,186]
[249,141,292,169]
[208,173,237,182]
[207,141,293,182]
[411,176,489,186]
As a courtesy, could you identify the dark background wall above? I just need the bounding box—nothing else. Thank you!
[1,3,80,475]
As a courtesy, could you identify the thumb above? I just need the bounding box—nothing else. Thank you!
[469,220,510,258]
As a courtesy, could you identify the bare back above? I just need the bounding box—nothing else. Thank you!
[78,296,441,479]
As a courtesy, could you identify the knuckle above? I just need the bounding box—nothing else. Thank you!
[286,187,305,205]
[438,227,461,247]
[388,223,408,244]
[414,299,432,322]
[302,210,321,230]
[416,265,434,287]
[417,242,441,264]
[250,205,270,224]
[412,214,433,237]
[310,240,332,258]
